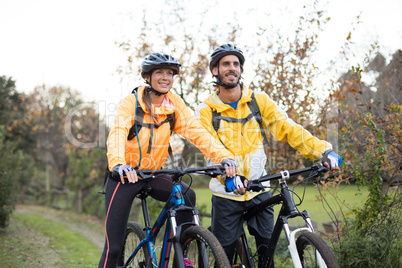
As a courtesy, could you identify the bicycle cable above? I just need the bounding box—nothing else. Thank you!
[293,171,325,230]
[292,177,309,207]
[155,172,196,208]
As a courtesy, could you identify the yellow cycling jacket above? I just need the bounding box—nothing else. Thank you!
[196,87,332,201]
[107,86,234,171]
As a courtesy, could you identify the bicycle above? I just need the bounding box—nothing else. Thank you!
[230,163,339,268]
[115,165,231,268]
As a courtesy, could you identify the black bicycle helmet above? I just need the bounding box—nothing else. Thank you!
[209,44,245,72]
[141,52,181,78]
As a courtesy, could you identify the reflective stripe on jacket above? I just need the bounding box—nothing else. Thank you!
[196,87,332,201]
[107,86,234,171]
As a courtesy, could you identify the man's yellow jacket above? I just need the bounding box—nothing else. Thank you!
[196,87,332,201]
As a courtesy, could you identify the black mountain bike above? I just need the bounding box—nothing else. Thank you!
[231,163,339,268]
[117,165,231,268]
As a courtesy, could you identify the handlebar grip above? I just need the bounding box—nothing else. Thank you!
[110,170,152,183]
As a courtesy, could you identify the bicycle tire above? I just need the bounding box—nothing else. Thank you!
[296,232,339,268]
[175,226,231,268]
[232,236,254,268]
[118,222,151,268]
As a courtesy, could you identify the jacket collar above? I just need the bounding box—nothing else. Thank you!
[137,86,175,115]
[205,86,253,112]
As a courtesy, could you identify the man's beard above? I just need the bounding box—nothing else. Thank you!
[218,72,239,88]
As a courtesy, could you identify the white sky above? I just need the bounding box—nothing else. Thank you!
[0,0,401,116]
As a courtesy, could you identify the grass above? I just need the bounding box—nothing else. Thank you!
[0,211,101,267]
[194,184,368,231]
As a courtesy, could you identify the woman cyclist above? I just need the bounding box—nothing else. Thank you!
[98,52,237,268]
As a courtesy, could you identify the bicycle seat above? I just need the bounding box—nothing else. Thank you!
[136,185,153,199]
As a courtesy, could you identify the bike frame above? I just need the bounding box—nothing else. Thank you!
[122,166,225,268]
[240,164,328,268]
[123,183,194,268]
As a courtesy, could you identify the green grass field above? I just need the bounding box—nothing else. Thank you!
[194,184,368,231]
[0,211,101,267]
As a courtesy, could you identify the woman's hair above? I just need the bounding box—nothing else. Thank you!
[142,86,156,122]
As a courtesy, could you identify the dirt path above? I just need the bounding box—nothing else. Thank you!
[15,204,105,249]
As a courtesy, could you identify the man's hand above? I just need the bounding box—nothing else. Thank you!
[225,175,248,195]
[322,150,342,170]
[221,158,238,177]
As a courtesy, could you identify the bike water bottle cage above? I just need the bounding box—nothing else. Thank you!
[127,87,175,160]
[211,92,269,149]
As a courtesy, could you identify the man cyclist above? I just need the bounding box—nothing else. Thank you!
[196,44,342,267]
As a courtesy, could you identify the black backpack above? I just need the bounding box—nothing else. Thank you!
[211,92,270,149]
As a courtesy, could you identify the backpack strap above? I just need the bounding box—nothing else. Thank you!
[167,112,175,164]
[211,109,229,148]
[127,87,176,160]
[247,92,270,148]
[211,92,270,149]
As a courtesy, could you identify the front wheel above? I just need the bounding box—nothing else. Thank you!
[118,222,151,268]
[296,232,339,268]
[175,226,231,268]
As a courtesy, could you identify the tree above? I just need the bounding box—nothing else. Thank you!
[0,76,35,152]
[249,9,330,172]
[318,49,402,267]
[0,75,38,205]
[26,85,108,195]
[25,85,81,190]
[330,50,401,194]
[66,147,107,214]
[0,127,22,228]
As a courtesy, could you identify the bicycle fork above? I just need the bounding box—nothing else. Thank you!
[282,214,326,268]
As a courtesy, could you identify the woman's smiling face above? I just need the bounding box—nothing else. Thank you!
[146,68,174,94]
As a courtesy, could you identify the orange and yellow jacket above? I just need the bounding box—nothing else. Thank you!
[107,86,234,171]
[196,87,332,201]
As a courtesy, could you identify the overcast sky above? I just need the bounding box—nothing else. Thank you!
[1,0,401,113]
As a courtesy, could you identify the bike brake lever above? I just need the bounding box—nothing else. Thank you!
[246,180,264,192]
[197,166,226,177]
[309,164,329,178]
[136,170,155,180]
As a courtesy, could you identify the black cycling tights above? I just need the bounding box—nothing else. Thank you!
[98,174,196,268]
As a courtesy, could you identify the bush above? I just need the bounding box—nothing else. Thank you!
[335,195,402,267]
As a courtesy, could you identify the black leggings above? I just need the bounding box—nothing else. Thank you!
[98,174,196,268]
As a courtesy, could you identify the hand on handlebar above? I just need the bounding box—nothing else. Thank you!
[322,150,342,170]
[220,158,238,178]
[225,175,248,195]
[113,164,138,184]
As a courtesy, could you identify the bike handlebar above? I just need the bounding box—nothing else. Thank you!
[112,165,226,181]
[246,163,329,192]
